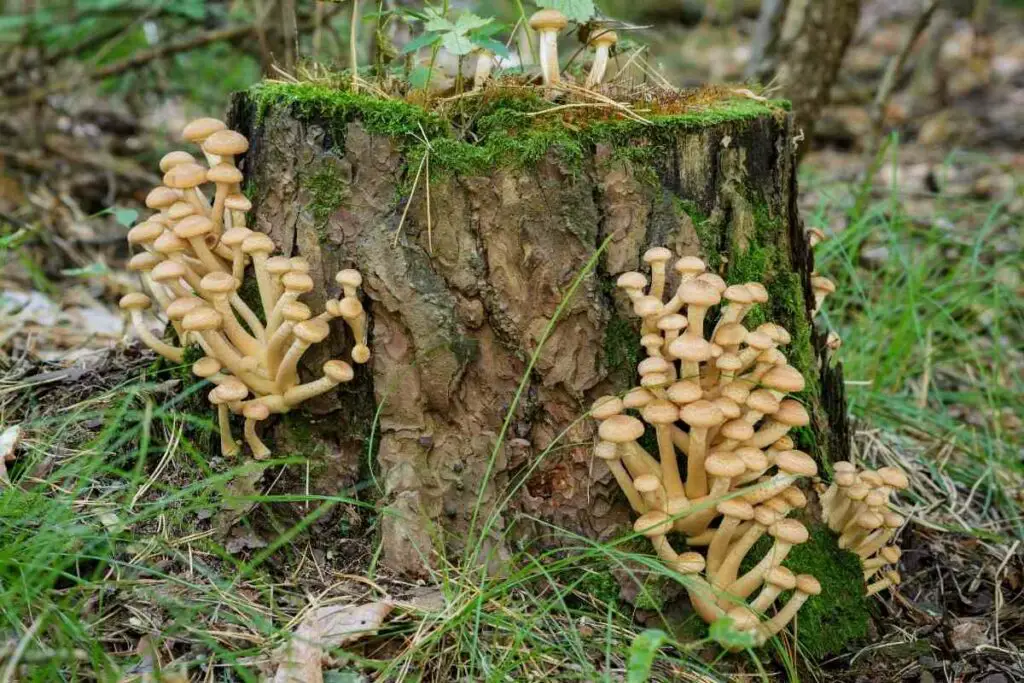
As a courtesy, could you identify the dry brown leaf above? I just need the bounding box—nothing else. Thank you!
[273,600,393,683]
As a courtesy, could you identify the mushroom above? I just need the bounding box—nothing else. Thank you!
[866,570,900,597]
[284,359,355,406]
[616,271,647,302]
[758,574,821,642]
[584,29,617,89]
[811,275,835,316]
[674,552,725,624]
[743,399,809,450]
[838,510,884,550]
[705,499,755,576]
[164,162,210,214]
[159,150,197,173]
[643,247,673,301]
[633,474,667,512]
[119,293,183,362]
[199,271,262,358]
[596,440,646,513]
[528,9,568,87]
[642,400,685,501]
[276,318,331,389]
[749,566,797,614]
[679,400,725,499]
[206,162,244,231]
[242,401,272,459]
[711,505,781,591]
[728,518,808,600]
[863,546,901,580]
[472,47,494,91]
[242,233,278,318]
[210,378,248,457]
[678,451,745,536]
[742,450,817,505]
[634,511,678,565]
[182,117,227,165]
[598,414,657,479]
[678,278,721,342]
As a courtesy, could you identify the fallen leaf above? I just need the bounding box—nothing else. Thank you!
[274,601,393,683]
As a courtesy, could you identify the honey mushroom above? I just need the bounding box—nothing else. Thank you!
[528,9,568,88]
[584,28,617,89]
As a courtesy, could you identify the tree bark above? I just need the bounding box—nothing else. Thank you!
[774,0,863,145]
[227,87,849,578]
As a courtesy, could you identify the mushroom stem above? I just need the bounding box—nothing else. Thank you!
[472,50,494,90]
[266,322,295,377]
[216,404,238,457]
[654,424,685,500]
[276,338,313,389]
[537,27,560,86]
[128,310,183,362]
[610,459,647,513]
[866,571,900,597]
[684,427,710,499]
[757,576,820,642]
[243,417,270,459]
[193,332,276,395]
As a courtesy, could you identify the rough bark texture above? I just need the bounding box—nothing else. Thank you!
[227,85,848,577]
[775,0,863,144]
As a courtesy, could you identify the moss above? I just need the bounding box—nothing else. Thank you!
[247,81,787,180]
[236,272,265,324]
[739,521,870,659]
[576,567,621,604]
[603,313,642,385]
[675,198,722,270]
[305,163,349,239]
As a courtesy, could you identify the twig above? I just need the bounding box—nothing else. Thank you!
[350,0,361,92]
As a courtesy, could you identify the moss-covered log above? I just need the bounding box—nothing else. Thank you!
[227,83,849,578]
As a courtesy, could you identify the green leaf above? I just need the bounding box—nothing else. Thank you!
[708,616,757,650]
[408,65,433,89]
[536,0,595,23]
[471,37,511,60]
[400,32,441,55]
[441,31,474,56]
[422,7,454,32]
[626,629,667,683]
[453,13,491,34]
[61,262,110,278]
[111,207,139,227]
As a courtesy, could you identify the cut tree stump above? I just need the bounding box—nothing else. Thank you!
[227,83,849,577]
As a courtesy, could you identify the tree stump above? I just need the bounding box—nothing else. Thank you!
[227,83,848,577]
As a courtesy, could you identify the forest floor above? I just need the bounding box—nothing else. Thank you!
[1,1,1022,681]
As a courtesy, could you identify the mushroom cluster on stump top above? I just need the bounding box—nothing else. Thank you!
[590,246,909,647]
[120,118,370,460]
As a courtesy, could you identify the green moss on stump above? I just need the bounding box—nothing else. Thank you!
[740,521,870,659]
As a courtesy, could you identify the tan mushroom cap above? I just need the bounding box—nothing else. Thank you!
[762,365,806,394]
[282,301,312,322]
[638,356,672,376]
[598,414,645,443]
[145,186,179,209]
[217,377,249,402]
[616,271,647,291]
[745,282,769,303]
[674,256,706,276]
[241,233,275,254]
[182,307,223,331]
[753,505,783,527]
[634,511,672,537]
[294,318,331,344]
[643,246,672,265]
[716,353,743,373]
[720,382,751,404]
[713,397,742,420]
[722,284,754,304]
[192,357,222,378]
[879,546,902,564]
[336,269,363,288]
[225,194,252,211]
[622,387,654,409]
[765,566,797,590]
[846,483,870,501]
[589,29,618,48]
[678,278,721,307]
[166,296,204,320]
[758,323,792,345]
[769,518,809,545]
[119,292,152,310]
[175,214,215,239]
[667,380,702,404]
[282,271,314,293]
[323,359,355,383]
[680,400,725,428]
[717,498,755,519]
[528,8,568,31]
[878,466,910,490]
[182,118,227,142]
[859,470,883,487]
[151,260,187,281]
[633,474,661,493]
[811,275,836,295]
[168,201,195,221]
[338,297,363,318]
[772,399,810,426]
[668,335,713,361]
[201,271,238,295]
[720,419,755,442]
[591,395,623,420]
[164,162,207,189]
[203,129,249,156]
[642,399,679,425]
[855,511,885,531]
[746,389,781,415]
[640,373,668,389]
[705,452,745,478]
[634,295,663,317]
[771,435,795,451]
[735,447,768,472]
[159,150,196,172]
[744,330,774,350]
[675,552,706,574]
[243,401,270,420]
[795,574,822,596]
[727,608,760,632]
[882,511,904,529]
[698,273,727,294]
[774,450,818,477]
[153,231,189,254]
[655,314,686,333]
[266,256,292,276]
[833,461,856,473]
[207,163,244,185]
[221,227,252,247]
[640,333,664,350]
[782,486,807,508]
[127,221,164,245]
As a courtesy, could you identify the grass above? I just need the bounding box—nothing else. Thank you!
[1,143,1020,680]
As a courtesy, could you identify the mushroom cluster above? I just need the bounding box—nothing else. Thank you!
[526,9,618,90]
[819,462,908,596]
[120,118,370,459]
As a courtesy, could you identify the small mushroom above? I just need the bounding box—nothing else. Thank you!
[758,574,821,641]
[866,569,900,597]
[749,566,797,614]
[119,293,183,362]
[596,440,646,513]
[728,518,808,600]
[679,400,725,499]
[472,47,494,91]
[284,359,355,406]
[528,9,568,87]
[642,400,686,501]
[584,29,617,89]
[242,401,272,459]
